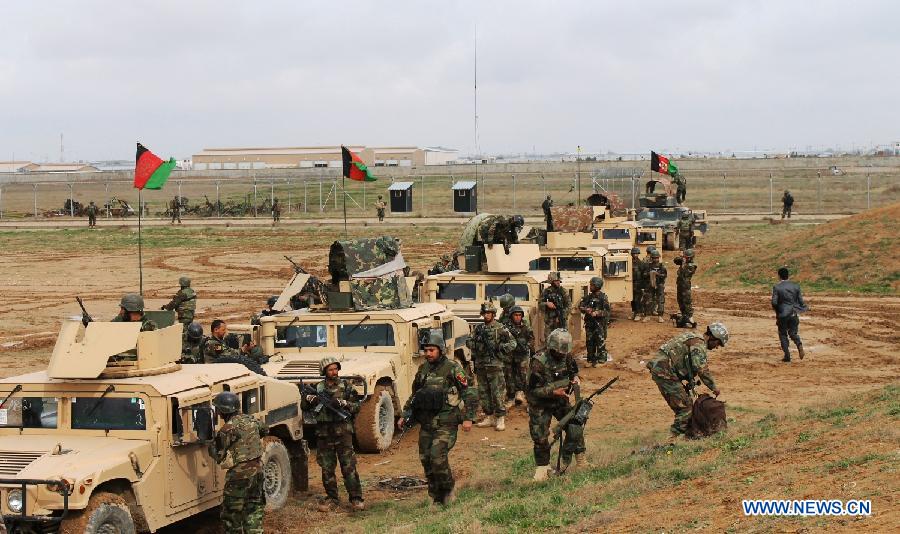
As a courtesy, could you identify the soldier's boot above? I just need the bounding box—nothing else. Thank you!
[515,391,526,405]
[495,416,506,431]
[317,498,339,512]
[351,499,366,511]
[630,312,638,321]
[782,355,791,363]
[575,453,591,470]
[798,345,805,360]
[475,415,496,428]
[441,489,456,506]
[533,465,551,482]
[658,315,665,323]
[642,315,650,322]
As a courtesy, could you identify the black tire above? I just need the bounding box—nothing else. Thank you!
[212,355,267,376]
[262,437,292,510]
[59,492,135,534]
[355,386,395,453]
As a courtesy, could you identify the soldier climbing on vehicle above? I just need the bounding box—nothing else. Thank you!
[162,276,196,334]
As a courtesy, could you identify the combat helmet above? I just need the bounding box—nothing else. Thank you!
[649,249,661,259]
[707,322,729,346]
[480,301,497,315]
[212,391,240,415]
[546,271,561,282]
[684,248,695,258]
[179,276,191,288]
[319,356,342,376]
[630,247,641,255]
[119,293,144,312]
[590,276,604,289]
[441,254,451,262]
[511,215,525,228]
[420,329,446,352]
[267,295,278,308]
[647,245,658,254]
[186,322,203,341]
[498,293,515,309]
[509,305,525,318]
[547,328,573,354]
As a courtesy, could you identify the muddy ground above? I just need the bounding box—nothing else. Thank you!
[0,224,897,532]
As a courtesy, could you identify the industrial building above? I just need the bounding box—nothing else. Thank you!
[190,146,457,170]
[0,161,99,173]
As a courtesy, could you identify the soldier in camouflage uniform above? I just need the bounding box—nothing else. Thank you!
[541,195,554,231]
[429,254,455,275]
[203,319,258,363]
[673,172,687,204]
[497,293,516,325]
[644,249,667,323]
[479,215,525,254]
[503,305,534,406]
[162,276,197,334]
[677,212,694,250]
[302,357,364,511]
[646,323,727,439]
[466,302,517,431]
[630,247,646,321]
[399,330,476,505]
[208,391,267,534]
[170,196,182,224]
[540,272,570,342]
[271,198,281,222]
[528,329,588,480]
[86,200,99,228]
[673,249,697,324]
[374,195,387,222]
[111,294,157,331]
[180,322,205,364]
[578,276,611,366]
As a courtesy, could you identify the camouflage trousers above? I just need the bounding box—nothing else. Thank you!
[679,233,693,250]
[585,324,608,364]
[315,422,363,502]
[475,365,507,417]
[88,214,96,227]
[543,316,565,344]
[644,285,665,316]
[677,282,693,318]
[222,469,264,534]
[502,352,528,400]
[782,205,792,218]
[529,401,585,466]
[651,374,692,435]
[631,287,644,315]
[377,208,385,221]
[418,423,459,501]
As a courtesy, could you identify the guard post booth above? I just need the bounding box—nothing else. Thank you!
[452,181,477,213]
[388,181,413,212]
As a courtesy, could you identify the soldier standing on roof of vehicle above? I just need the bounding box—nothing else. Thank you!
[203,319,256,363]
[781,190,794,219]
[772,266,807,363]
[677,212,694,251]
[644,249,667,323]
[579,276,611,367]
[542,194,554,231]
[528,328,588,481]
[673,249,697,326]
[673,172,687,204]
[374,195,387,222]
[181,322,206,363]
[162,276,196,334]
[302,357,365,511]
[271,197,281,223]
[646,323,726,441]
[504,305,534,406]
[398,329,476,505]
[630,247,646,321]
[86,200,99,228]
[208,391,268,534]
[540,272,570,341]
[467,302,517,431]
[112,294,157,331]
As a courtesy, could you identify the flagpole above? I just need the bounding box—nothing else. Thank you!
[342,173,348,238]
[138,188,144,295]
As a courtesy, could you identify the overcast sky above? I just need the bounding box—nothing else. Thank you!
[2,1,898,161]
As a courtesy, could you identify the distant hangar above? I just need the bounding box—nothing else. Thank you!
[191,146,458,170]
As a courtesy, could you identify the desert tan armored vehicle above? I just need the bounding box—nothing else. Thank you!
[635,177,708,250]
[0,319,307,533]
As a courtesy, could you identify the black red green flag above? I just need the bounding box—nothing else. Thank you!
[650,151,679,177]
[134,142,176,190]
[341,145,377,182]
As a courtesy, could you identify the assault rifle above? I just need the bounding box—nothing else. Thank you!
[300,382,351,421]
[551,376,619,473]
[284,255,309,274]
[76,297,93,327]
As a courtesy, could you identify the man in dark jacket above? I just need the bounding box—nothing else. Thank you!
[772,267,808,362]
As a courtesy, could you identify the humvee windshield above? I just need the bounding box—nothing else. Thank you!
[604,260,628,276]
[601,228,631,240]
[72,397,147,431]
[337,324,396,347]
[636,231,657,243]
[557,257,594,272]
[639,210,682,222]
[276,325,327,348]
[486,283,529,300]
[528,257,552,270]
[0,397,58,428]
[437,283,476,300]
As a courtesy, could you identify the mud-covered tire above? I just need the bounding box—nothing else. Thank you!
[212,355,267,375]
[59,492,135,534]
[262,437,292,510]
[355,385,395,453]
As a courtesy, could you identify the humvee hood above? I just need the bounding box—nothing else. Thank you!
[0,435,151,481]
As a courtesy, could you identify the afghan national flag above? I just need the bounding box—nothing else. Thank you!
[134,142,176,190]
[650,151,679,177]
[341,145,377,182]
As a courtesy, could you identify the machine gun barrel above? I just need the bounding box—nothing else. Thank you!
[549,376,618,447]
[76,297,93,327]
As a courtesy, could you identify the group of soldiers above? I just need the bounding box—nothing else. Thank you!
[630,245,697,326]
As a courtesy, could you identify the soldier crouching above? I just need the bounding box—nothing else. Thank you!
[208,391,267,534]
[302,357,364,511]
[527,329,588,481]
[398,329,476,505]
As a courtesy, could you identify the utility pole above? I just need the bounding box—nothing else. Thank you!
[576,145,582,205]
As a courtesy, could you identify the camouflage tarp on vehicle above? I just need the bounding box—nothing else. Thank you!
[586,192,625,214]
[549,206,593,232]
[457,213,494,253]
[349,275,414,310]
[329,236,406,283]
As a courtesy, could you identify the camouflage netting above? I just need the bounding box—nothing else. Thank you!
[549,206,594,232]
[349,274,413,310]
[587,192,625,213]
[328,236,411,310]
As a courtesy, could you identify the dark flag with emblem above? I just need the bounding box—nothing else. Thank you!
[134,142,176,190]
[341,145,377,182]
[650,151,679,177]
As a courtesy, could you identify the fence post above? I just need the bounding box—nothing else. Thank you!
[253,180,258,217]
[288,179,292,214]
[270,179,275,206]
[816,171,821,214]
[0,186,3,219]
[216,181,220,217]
[362,181,366,210]
[68,182,74,217]
[513,174,517,210]
[319,181,323,212]
[304,180,308,213]
[33,184,38,218]
[178,180,182,202]
[631,173,636,210]
[722,172,727,212]
[769,173,773,214]
[105,182,110,218]
[421,174,425,215]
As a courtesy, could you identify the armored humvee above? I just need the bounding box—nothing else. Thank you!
[0,319,307,533]
[636,177,708,250]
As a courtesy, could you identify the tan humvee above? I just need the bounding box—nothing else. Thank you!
[529,241,633,304]
[0,319,307,533]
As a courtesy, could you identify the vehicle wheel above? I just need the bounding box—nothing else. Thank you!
[59,492,135,534]
[211,355,267,375]
[262,437,292,510]
[355,385,395,452]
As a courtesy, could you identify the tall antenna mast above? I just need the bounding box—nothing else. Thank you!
[474,24,478,157]
[60,133,64,162]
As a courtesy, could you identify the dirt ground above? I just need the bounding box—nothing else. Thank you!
[1,224,898,532]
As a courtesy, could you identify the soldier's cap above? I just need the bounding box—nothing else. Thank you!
[119,293,144,312]
[421,328,446,350]
[319,356,342,376]
[441,254,451,261]
[212,391,239,415]
[546,271,561,282]
[267,295,278,307]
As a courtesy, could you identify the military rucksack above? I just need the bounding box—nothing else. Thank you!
[686,393,727,439]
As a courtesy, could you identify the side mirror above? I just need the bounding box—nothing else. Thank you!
[194,406,214,442]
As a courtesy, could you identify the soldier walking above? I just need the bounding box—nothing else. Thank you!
[677,212,694,250]
[467,302,516,431]
[578,276,610,366]
[112,294,157,331]
[540,272,570,342]
[781,190,794,219]
[630,247,646,321]
[398,330,476,505]
[302,357,365,511]
[162,276,197,334]
[272,198,281,223]
[542,194,554,232]
[772,267,807,362]
[646,324,727,440]
[674,249,697,325]
[527,329,588,480]
[170,196,182,224]
[208,391,267,534]
[644,249,667,323]
[504,305,534,406]
[374,195,387,222]
[86,201,99,228]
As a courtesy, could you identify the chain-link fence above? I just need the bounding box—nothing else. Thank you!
[0,168,897,220]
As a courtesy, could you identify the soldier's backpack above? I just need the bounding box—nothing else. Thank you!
[686,393,727,439]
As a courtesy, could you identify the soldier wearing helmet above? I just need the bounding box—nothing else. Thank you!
[374,195,387,222]
[541,194,554,232]
[540,272,570,343]
[497,293,516,325]
[180,322,206,363]
[527,328,587,480]
[646,323,727,440]
[466,301,517,431]
[86,200,99,228]
[429,253,456,275]
[644,249,667,323]
[503,305,534,406]
[399,329,477,505]
[673,249,698,326]
[112,293,157,331]
[578,276,611,366]
[251,296,280,326]
[781,190,794,219]
[208,391,268,532]
[677,211,695,250]
[302,357,364,511]
[479,214,522,254]
[630,247,647,321]
[162,276,197,333]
